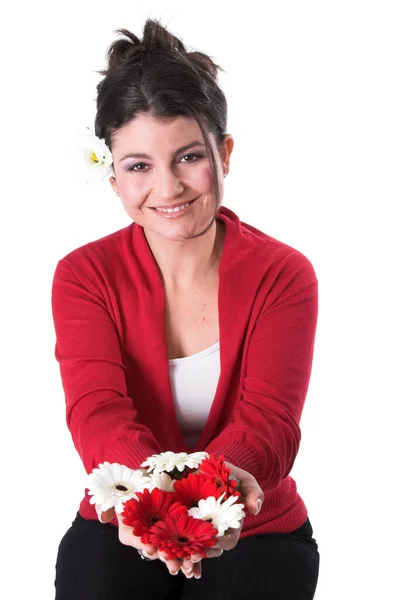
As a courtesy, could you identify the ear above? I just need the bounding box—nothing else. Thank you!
[109,174,118,195]
[220,134,234,175]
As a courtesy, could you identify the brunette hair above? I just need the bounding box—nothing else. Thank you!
[94,18,228,209]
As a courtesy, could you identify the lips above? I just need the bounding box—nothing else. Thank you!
[151,199,196,210]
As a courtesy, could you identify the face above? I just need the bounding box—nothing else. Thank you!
[109,114,233,241]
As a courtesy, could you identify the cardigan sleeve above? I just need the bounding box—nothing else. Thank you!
[204,255,318,492]
[51,258,162,474]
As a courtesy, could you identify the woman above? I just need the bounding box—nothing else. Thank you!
[52,18,320,599]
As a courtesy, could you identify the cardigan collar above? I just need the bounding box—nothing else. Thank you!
[129,205,261,451]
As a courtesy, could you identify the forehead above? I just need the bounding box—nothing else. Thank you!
[111,114,207,151]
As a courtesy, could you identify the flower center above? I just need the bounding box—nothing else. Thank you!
[91,152,99,163]
[115,484,128,492]
[177,536,189,543]
[112,482,132,497]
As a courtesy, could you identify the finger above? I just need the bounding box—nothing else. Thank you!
[223,461,264,515]
[191,561,202,579]
[181,557,195,574]
[95,505,115,523]
[117,520,155,552]
[181,558,202,579]
[218,526,242,551]
[140,542,158,556]
[244,485,264,515]
[141,549,158,561]
[166,558,182,575]
[180,555,202,576]
[158,550,182,575]
[190,553,203,563]
[204,547,224,559]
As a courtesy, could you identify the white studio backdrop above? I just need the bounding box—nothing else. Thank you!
[1,1,397,598]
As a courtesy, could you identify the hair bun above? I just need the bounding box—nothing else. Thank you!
[99,19,188,76]
[186,51,220,80]
[99,28,146,75]
[141,18,186,54]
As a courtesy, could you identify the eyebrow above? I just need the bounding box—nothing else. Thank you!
[119,141,206,163]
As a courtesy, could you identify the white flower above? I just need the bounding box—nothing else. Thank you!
[145,472,176,492]
[87,462,151,513]
[188,493,246,537]
[185,452,210,468]
[75,127,114,183]
[140,451,209,475]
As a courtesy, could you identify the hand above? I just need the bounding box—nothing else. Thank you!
[223,461,264,517]
[95,504,201,578]
[183,460,264,571]
[96,461,264,578]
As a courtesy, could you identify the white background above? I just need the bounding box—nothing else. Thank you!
[1,1,398,598]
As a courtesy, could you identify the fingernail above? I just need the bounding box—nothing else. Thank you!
[192,558,201,563]
[170,571,179,576]
[194,574,201,579]
[255,499,262,515]
[185,573,194,579]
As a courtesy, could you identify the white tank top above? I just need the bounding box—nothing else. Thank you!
[168,341,221,448]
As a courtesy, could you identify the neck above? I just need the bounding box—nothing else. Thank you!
[143,217,224,289]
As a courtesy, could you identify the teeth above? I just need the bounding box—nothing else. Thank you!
[155,201,191,213]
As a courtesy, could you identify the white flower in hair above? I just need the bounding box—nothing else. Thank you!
[188,492,246,536]
[75,127,114,183]
[141,451,209,474]
[87,462,151,513]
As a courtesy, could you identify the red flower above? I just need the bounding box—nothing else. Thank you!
[121,488,187,544]
[199,454,241,499]
[148,512,218,560]
[173,472,222,509]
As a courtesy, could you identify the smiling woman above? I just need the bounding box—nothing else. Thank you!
[52,15,320,600]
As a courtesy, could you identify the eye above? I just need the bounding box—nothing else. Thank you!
[127,163,147,172]
[180,153,204,163]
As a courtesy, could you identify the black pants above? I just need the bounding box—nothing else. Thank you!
[54,511,320,599]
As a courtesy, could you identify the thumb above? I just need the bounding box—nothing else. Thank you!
[241,485,264,516]
[95,504,115,523]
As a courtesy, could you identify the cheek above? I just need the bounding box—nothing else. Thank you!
[192,164,215,191]
[119,175,148,200]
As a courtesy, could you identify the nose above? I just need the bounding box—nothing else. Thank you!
[154,167,184,201]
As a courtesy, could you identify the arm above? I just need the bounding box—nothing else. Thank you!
[205,256,318,492]
[51,258,162,473]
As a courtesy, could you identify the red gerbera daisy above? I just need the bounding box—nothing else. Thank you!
[199,454,241,498]
[173,472,223,509]
[148,512,219,560]
[121,488,187,544]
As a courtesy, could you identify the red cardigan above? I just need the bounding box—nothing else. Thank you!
[51,205,318,536]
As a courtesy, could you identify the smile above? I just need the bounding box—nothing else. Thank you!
[150,198,197,217]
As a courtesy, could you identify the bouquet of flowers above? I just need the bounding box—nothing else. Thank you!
[87,451,246,560]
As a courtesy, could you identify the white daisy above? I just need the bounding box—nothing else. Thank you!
[87,462,151,513]
[185,451,210,469]
[188,493,246,537]
[140,451,209,474]
[75,127,114,183]
[145,472,176,492]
